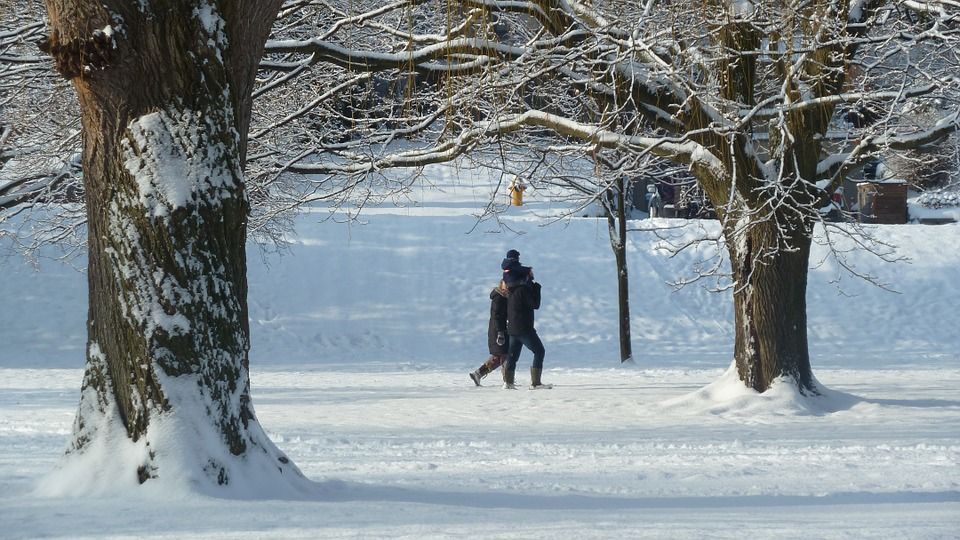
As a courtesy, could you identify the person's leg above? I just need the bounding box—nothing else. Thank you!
[503,338,523,387]
[525,330,545,370]
[478,354,503,376]
[519,330,546,386]
[470,354,502,386]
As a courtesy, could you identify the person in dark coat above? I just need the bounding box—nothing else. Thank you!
[500,250,549,389]
[469,280,510,386]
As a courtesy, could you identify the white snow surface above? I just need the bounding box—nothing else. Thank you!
[1,164,958,538]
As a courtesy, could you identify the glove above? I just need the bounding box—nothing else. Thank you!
[496,332,505,346]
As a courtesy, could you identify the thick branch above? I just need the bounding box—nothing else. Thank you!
[264,36,524,74]
[281,109,727,188]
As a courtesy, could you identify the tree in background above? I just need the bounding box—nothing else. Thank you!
[521,149,691,364]
[256,1,959,393]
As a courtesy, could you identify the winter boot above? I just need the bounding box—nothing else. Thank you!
[502,367,517,389]
[470,355,503,386]
[530,367,552,389]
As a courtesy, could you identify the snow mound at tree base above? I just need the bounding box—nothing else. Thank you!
[657,362,861,419]
[33,383,316,500]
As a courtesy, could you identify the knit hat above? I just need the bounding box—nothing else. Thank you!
[505,249,520,261]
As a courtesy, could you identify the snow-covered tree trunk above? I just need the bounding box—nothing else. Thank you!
[40,0,306,494]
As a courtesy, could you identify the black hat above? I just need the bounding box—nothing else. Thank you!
[505,249,520,260]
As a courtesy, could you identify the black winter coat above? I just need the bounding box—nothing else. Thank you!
[488,287,509,354]
[506,281,541,335]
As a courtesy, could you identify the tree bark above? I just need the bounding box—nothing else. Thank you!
[726,213,817,394]
[605,176,633,363]
[42,0,301,490]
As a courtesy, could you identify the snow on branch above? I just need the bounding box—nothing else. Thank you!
[816,110,960,184]
[882,110,960,151]
[902,0,960,17]
[264,36,526,74]
[278,108,725,186]
[459,0,569,34]
[787,85,941,116]
[319,3,485,44]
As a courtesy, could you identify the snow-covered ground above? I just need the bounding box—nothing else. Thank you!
[1,166,958,538]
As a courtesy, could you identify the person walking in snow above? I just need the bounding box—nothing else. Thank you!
[468,279,510,386]
[500,249,550,389]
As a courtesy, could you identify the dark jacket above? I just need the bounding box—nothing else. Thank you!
[506,281,541,335]
[488,287,509,354]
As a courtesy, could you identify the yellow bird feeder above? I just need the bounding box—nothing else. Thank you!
[508,179,526,206]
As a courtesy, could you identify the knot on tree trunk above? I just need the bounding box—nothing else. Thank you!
[38,28,115,80]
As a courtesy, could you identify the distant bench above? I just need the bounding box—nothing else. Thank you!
[917,217,957,225]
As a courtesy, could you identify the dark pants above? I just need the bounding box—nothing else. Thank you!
[505,329,545,374]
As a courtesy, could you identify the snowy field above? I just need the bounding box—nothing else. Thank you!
[1,166,959,538]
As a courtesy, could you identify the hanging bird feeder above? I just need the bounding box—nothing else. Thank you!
[508,178,526,206]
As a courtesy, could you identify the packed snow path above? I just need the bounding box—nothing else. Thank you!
[1,366,958,538]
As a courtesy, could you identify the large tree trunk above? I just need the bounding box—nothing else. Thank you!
[725,214,817,394]
[40,0,304,493]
